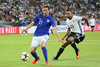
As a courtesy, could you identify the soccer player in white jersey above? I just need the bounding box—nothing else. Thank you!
[22,5,63,66]
[51,10,89,60]
[89,16,96,32]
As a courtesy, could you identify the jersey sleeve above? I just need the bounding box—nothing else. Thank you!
[51,18,56,27]
[32,14,40,23]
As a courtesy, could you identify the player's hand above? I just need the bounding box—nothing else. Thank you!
[59,39,64,43]
[22,29,26,33]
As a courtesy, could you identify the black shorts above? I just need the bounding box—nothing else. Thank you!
[66,32,85,44]
[91,26,95,28]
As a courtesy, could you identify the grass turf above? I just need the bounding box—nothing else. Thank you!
[0,31,100,67]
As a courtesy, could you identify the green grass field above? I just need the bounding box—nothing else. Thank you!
[0,31,100,67]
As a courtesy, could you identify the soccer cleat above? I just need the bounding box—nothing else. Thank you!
[76,51,80,59]
[51,58,58,61]
[45,62,50,66]
[52,34,54,36]
[32,57,40,64]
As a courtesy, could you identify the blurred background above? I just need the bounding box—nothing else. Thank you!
[0,0,100,26]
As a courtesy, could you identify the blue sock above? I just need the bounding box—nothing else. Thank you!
[42,47,48,62]
[31,52,39,60]
[51,30,54,34]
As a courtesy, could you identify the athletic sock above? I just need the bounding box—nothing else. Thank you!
[31,52,39,60]
[42,47,48,62]
[51,30,54,34]
[71,41,79,55]
[54,46,64,59]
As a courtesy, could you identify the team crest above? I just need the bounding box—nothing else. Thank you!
[47,20,50,22]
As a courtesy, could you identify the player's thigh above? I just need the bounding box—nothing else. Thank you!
[67,36,75,43]
[31,37,40,48]
[40,35,49,47]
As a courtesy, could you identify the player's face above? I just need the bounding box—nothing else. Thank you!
[43,8,50,17]
[66,11,72,19]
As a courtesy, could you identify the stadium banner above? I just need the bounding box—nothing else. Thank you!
[27,24,100,33]
[27,25,68,33]
[0,24,100,34]
[83,24,100,31]
[0,27,20,34]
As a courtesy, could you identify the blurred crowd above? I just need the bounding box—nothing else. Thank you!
[0,0,100,24]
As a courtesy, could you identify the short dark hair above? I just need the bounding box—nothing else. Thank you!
[66,9,71,12]
[43,5,50,10]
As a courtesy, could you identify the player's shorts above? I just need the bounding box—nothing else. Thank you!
[91,25,95,28]
[31,35,49,48]
[66,32,85,44]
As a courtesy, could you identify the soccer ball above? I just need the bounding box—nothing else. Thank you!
[20,52,29,61]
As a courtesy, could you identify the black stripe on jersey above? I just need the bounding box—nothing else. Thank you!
[78,21,82,34]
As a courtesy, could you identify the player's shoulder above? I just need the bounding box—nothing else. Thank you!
[73,15,81,18]
[72,15,82,20]
[49,14,54,18]
[48,14,55,21]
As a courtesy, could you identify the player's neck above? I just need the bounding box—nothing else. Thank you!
[69,16,73,20]
[44,14,49,17]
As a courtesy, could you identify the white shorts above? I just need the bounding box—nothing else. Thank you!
[31,35,49,48]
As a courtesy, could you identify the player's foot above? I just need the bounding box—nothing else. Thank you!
[51,57,58,61]
[76,51,80,59]
[52,34,54,36]
[45,62,50,66]
[32,57,40,64]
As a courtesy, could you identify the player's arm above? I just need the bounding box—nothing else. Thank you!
[53,27,64,43]
[62,28,71,40]
[22,21,35,32]
[82,17,90,26]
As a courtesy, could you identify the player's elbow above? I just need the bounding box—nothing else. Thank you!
[82,17,87,21]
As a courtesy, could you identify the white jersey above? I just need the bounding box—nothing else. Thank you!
[89,18,95,26]
[66,16,84,34]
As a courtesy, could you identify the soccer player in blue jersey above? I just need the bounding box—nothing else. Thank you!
[21,17,27,35]
[22,5,64,66]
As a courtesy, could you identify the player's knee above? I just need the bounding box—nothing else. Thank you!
[41,44,45,47]
[30,49,33,53]
[30,46,36,53]
[41,41,46,47]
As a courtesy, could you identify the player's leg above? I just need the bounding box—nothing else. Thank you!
[91,26,94,32]
[30,37,40,64]
[52,36,75,60]
[30,46,39,60]
[73,34,85,59]
[50,29,54,36]
[21,26,24,35]
[70,41,80,59]
[41,35,50,66]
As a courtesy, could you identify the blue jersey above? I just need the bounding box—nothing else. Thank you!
[32,13,56,36]
[21,19,27,26]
